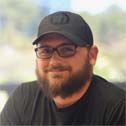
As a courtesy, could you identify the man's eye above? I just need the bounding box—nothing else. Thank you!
[61,47,74,52]
[39,48,52,55]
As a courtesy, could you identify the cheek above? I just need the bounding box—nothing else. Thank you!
[70,54,89,73]
[69,58,83,73]
[36,59,49,74]
[36,60,49,80]
[37,59,48,67]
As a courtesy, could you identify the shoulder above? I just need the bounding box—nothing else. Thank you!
[19,80,40,94]
[92,75,125,94]
[11,80,41,105]
[12,81,39,97]
[4,80,43,114]
[91,75,125,102]
[92,75,126,125]
[0,81,41,125]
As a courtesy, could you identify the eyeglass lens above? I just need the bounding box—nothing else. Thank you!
[35,44,77,59]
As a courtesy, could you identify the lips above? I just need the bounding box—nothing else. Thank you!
[49,69,67,73]
[44,65,71,73]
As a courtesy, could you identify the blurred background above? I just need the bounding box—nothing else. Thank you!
[0,0,126,112]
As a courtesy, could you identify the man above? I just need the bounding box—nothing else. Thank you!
[0,11,125,125]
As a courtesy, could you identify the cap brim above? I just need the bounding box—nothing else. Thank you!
[32,31,87,46]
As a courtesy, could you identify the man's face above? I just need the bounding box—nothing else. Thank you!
[35,34,98,98]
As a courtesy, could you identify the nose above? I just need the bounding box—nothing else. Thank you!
[49,51,62,65]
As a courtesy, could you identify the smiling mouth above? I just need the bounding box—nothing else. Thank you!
[49,69,68,73]
[44,65,72,73]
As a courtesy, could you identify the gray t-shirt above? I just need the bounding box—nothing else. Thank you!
[0,75,125,125]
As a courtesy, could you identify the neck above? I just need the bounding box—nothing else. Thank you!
[53,77,92,108]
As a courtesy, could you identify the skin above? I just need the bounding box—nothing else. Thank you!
[35,33,98,108]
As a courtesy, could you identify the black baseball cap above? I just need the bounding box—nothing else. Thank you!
[33,11,93,46]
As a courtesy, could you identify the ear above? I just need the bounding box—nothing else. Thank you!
[89,45,98,65]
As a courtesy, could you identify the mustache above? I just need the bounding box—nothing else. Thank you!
[44,65,72,72]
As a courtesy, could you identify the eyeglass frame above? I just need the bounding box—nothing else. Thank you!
[34,43,91,59]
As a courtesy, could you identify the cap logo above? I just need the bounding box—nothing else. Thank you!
[50,13,69,24]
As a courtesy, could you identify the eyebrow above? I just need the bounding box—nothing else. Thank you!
[37,41,75,47]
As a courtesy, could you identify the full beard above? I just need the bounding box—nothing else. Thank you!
[36,58,92,99]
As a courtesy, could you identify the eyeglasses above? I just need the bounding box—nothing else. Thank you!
[35,43,78,59]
